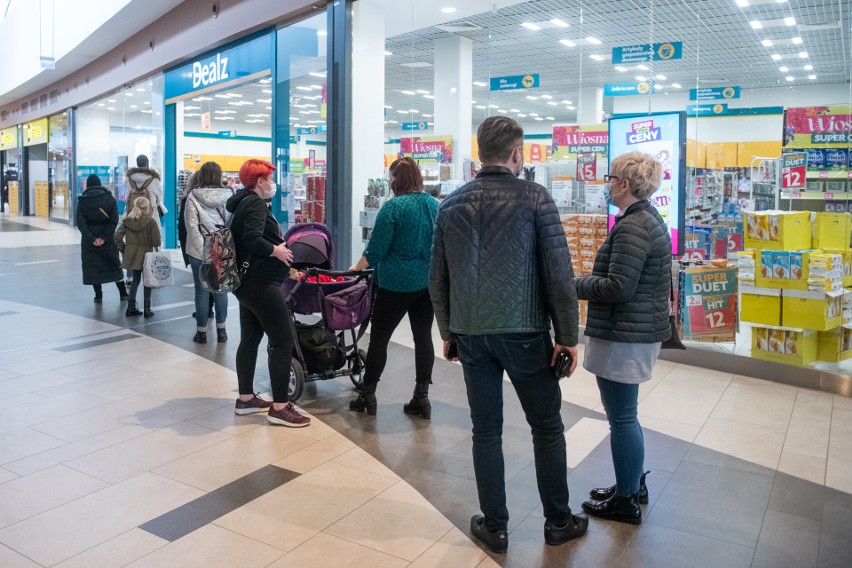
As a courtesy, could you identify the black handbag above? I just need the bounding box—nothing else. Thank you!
[661,284,686,350]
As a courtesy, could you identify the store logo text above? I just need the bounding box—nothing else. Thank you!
[192,53,230,89]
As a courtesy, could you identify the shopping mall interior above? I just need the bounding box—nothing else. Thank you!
[0,0,850,566]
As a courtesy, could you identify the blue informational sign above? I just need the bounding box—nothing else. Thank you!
[218,130,238,138]
[608,112,687,255]
[490,74,540,91]
[296,125,327,135]
[689,86,740,101]
[402,121,431,131]
[165,33,273,103]
[687,104,729,116]
[612,41,682,64]
[604,81,656,97]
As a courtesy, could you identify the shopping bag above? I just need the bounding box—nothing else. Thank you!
[142,250,173,288]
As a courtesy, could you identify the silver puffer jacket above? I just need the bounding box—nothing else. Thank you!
[184,186,234,260]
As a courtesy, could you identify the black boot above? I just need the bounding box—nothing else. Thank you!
[116,281,129,301]
[93,285,103,304]
[403,382,431,419]
[581,494,642,525]
[349,383,377,415]
[143,299,154,318]
[125,300,142,316]
[589,470,650,504]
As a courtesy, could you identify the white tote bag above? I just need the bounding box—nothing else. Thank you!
[142,248,173,288]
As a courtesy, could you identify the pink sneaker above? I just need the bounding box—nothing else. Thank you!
[266,402,311,428]
[234,394,273,415]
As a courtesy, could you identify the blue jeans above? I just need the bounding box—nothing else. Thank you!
[189,256,228,328]
[457,331,570,531]
[596,377,644,497]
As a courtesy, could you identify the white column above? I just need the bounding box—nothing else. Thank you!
[350,0,386,265]
[578,86,603,125]
[434,36,472,180]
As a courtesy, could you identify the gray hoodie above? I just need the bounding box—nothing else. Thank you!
[184,186,234,260]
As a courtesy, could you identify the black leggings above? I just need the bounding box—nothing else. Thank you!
[127,270,151,304]
[363,287,434,388]
[93,281,126,297]
[234,278,294,403]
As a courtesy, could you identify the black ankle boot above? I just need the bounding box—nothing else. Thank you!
[125,300,142,316]
[403,382,431,419]
[589,470,650,504]
[349,384,377,415]
[143,299,154,318]
[581,493,642,525]
[116,281,129,301]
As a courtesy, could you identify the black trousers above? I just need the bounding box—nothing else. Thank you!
[233,277,294,403]
[363,287,434,388]
[127,270,151,304]
[93,281,127,298]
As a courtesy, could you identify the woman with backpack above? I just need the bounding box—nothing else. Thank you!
[115,196,161,317]
[185,161,232,343]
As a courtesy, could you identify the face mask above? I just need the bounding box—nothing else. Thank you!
[603,183,614,206]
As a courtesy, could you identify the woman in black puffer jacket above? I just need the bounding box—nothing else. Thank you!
[575,151,672,526]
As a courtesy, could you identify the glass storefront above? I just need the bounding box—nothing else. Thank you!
[48,112,71,221]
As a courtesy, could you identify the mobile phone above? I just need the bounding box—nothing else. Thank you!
[555,351,573,379]
[446,341,458,359]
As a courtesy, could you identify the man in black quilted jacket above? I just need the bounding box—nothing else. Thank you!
[429,116,588,554]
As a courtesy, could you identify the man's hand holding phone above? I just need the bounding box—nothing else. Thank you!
[551,344,578,378]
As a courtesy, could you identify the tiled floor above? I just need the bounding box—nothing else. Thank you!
[1,213,851,567]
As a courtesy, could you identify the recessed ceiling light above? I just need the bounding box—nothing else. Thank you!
[135,88,145,92]
[408,109,419,113]
[526,95,538,100]
[750,20,763,29]
[488,104,499,108]
[317,30,327,36]
[655,74,667,80]
[540,94,552,99]
[497,109,507,113]
[422,114,433,117]
[808,74,816,80]
[107,107,115,111]
[509,108,520,113]
[473,81,487,87]
[416,90,430,94]
[791,37,803,44]
[798,51,808,58]
[586,37,602,44]
[125,92,133,97]
[590,54,605,61]
[566,106,576,110]
[786,76,795,81]
[551,19,569,28]
[423,95,434,99]
[108,99,116,103]
[614,65,628,72]
[476,105,486,109]
[559,39,576,47]
[530,113,539,117]
[771,54,782,60]
[401,90,416,95]
[441,7,456,13]
[785,17,796,26]
[547,101,558,106]
[535,117,544,121]
[636,64,649,70]
[144,101,150,105]
[521,22,541,31]
[636,75,647,81]
[736,0,749,6]
[546,116,554,120]
[309,72,326,78]
[384,51,392,56]
[561,100,572,104]
[517,113,527,117]
[97,103,104,107]
[804,64,813,70]
[761,39,772,47]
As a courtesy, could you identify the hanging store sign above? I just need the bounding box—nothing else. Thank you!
[781,152,807,190]
[200,112,211,131]
[604,81,656,97]
[612,41,682,64]
[689,86,741,101]
[402,121,431,131]
[490,74,539,91]
[687,104,728,116]
[22,118,48,146]
[783,106,851,148]
[0,126,17,151]
[551,124,608,160]
[576,153,597,181]
[297,125,327,135]
[165,33,273,103]
[400,135,453,164]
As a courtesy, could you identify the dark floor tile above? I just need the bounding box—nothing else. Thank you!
[818,488,852,568]
[616,523,754,568]
[752,510,819,568]
[53,333,141,352]
[423,424,534,482]
[682,444,776,477]
[587,428,692,474]
[646,459,773,547]
[767,472,825,521]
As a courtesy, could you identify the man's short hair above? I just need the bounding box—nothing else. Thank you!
[136,154,149,168]
[477,116,524,164]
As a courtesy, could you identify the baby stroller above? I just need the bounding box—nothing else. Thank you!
[281,223,373,401]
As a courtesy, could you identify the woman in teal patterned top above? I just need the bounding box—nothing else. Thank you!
[349,157,440,418]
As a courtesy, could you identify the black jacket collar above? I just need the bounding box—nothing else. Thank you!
[615,200,651,224]
[476,165,516,179]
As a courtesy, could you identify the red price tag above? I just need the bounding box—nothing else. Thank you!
[782,165,806,189]
[681,249,706,262]
[825,192,835,200]
[792,192,801,199]
[819,171,829,179]
[686,305,736,335]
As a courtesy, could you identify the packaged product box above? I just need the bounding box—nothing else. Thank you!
[826,148,848,172]
[737,251,755,283]
[593,215,608,228]
[806,180,825,192]
[768,214,781,242]
[782,288,844,331]
[772,251,790,280]
[754,326,768,351]
[789,252,804,280]
[578,215,596,226]
[753,328,818,366]
[817,328,852,363]
[579,248,596,261]
[578,225,596,238]
[564,224,579,236]
[826,181,847,193]
[579,236,597,250]
[760,251,774,279]
[595,225,609,238]
[768,329,786,353]
[785,330,801,357]
[747,211,811,251]
[740,286,781,326]
[833,202,849,213]
[807,149,826,171]
[581,260,596,274]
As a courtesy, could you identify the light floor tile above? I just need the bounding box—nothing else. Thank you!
[273,433,356,474]
[565,417,610,468]
[184,404,265,436]
[659,364,733,393]
[476,557,502,568]
[408,526,486,568]
[833,395,852,411]
[560,368,601,410]
[0,467,17,484]
[638,416,701,443]
[267,532,408,568]
[0,427,67,466]
[693,417,786,470]
[215,461,397,552]
[125,524,284,568]
[826,447,852,494]
[331,446,402,480]
[783,412,830,459]
[53,529,167,568]
[730,375,799,395]
[0,472,204,566]
[829,408,852,452]
[0,370,83,398]
[777,451,826,485]
[710,385,795,430]
[326,480,454,561]
[638,384,723,427]
[134,397,235,430]
[153,424,316,491]
[141,375,236,405]
[0,543,40,568]
[0,391,111,436]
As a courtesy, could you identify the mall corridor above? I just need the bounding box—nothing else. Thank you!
[0,216,850,568]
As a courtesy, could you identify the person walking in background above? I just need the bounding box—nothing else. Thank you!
[185,161,232,344]
[348,157,439,417]
[115,196,161,318]
[576,151,672,526]
[76,174,128,303]
[179,171,216,323]
[226,159,310,428]
[429,116,587,554]
[125,154,166,233]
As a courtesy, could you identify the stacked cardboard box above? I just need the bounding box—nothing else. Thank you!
[561,214,607,326]
[302,175,326,223]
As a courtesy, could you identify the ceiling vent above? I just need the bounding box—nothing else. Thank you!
[797,21,841,31]
[399,61,434,68]
[436,22,482,33]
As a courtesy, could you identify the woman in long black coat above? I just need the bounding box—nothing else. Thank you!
[76,174,128,303]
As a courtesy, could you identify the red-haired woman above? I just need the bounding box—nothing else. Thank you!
[348,157,440,417]
[225,159,310,428]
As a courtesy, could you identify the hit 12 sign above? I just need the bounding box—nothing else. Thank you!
[781,152,807,190]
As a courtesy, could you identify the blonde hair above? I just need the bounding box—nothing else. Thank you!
[611,152,663,200]
[127,196,152,220]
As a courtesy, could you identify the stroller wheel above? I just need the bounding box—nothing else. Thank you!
[289,359,306,402]
[349,349,367,390]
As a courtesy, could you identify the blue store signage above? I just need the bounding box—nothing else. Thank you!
[612,41,682,64]
[689,86,740,101]
[402,121,430,131]
[165,33,273,103]
[687,104,729,115]
[297,125,327,135]
[490,74,540,91]
[604,81,656,97]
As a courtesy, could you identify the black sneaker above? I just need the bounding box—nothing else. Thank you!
[470,515,507,554]
[544,514,589,546]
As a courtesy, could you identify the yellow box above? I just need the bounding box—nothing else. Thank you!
[744,211,812,251]
[817,328,852,363]
[814,213,851,251]
[782,289,844,331]
[752,326,818,366]
[754,249,820,290]
[737,141,783,168]
[740,286,781,326]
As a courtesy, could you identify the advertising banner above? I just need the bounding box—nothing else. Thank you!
[400,135,453,164]
[783,106,851,147]
[781,152,807,190]
[0,126,17,151]
[681,266,738,342]
[604,81,656,97]
[402,121,431,131]
[490,74,539,91]
[551,125,608,160]
[608,112,687,255]
[576,153,597,181]
[612,41,682,64]
[23,118,49,147]
[689,86,741,101]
